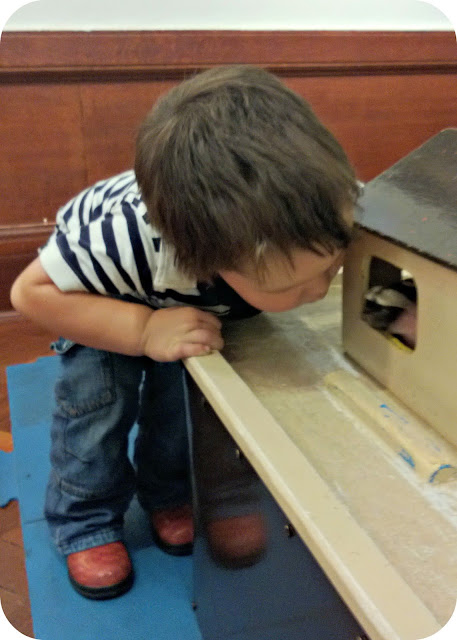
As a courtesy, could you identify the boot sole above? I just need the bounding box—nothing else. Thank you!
[68,570,134,600]
[151,527,193,557]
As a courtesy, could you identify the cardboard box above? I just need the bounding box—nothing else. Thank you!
[343,129,457,447]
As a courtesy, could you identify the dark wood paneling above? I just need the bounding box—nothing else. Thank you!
[0,225,53,310]
[80,81,178,184]
[79,73,457,190]
[0,83,87,226]
[284,73,457,179]
[1,31,456,74]
[0,30,456,313]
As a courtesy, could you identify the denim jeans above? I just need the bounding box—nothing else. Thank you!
[45,339,190,556]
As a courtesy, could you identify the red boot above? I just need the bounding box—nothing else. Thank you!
[67,541,133,600]
[150,504,194,556]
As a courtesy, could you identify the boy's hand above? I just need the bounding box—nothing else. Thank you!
[10,258,224,361]
[140,306,224,362]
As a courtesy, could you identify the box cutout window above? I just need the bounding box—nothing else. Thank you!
[362,256,417,351]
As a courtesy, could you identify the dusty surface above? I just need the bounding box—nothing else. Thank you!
[220,279,457,626]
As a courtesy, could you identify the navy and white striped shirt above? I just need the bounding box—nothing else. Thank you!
[39,171,259,320]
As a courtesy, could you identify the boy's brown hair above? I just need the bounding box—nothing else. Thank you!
[135,65,360,280]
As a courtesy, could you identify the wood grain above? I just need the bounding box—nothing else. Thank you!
[0,225,53,313]
[1,31,455,73]
[80,80,177,184]
[0,83,87,227]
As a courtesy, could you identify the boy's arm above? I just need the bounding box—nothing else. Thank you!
[10,258,223,361]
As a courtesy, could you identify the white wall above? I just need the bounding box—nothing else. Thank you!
[2,0,455,32]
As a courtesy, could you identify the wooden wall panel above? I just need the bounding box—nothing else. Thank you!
[0,31,456,313]
[1,31,455,71]
[79,74,457,188]
[80,81,177,184]
[0,227,51,310]
[284,73,457,180]
[0,83,87,226]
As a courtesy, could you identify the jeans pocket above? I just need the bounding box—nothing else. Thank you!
[54,345,116,419]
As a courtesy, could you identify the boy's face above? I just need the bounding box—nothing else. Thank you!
[220,247,345,313]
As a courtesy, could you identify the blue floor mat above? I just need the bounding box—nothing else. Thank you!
[3,356,202,640]
[0,448,17,506]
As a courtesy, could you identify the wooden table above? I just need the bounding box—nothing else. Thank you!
[184,276,457,640]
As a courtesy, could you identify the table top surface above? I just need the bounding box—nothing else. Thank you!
[185,277,457,640]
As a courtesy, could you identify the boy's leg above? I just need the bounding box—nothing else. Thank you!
[135,361,193,554]
[44,342,143,597]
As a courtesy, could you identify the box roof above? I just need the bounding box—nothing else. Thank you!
[356,129,457,270]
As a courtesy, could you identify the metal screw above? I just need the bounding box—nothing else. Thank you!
[235,448,244,460]
[284,523,296,538]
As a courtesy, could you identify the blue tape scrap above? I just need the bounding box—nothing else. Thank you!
[4,356,202,640]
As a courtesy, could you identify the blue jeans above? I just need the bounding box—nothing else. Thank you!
[45,339,190,556]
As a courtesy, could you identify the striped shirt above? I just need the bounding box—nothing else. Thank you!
[39,171,259,320]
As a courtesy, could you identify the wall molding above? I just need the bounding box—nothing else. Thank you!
[1,31,456,81]
[0,223,54,239]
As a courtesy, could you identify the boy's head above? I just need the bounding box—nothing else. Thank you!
[135,65,360,310]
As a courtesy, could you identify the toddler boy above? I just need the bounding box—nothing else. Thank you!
[11,65,359,599]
